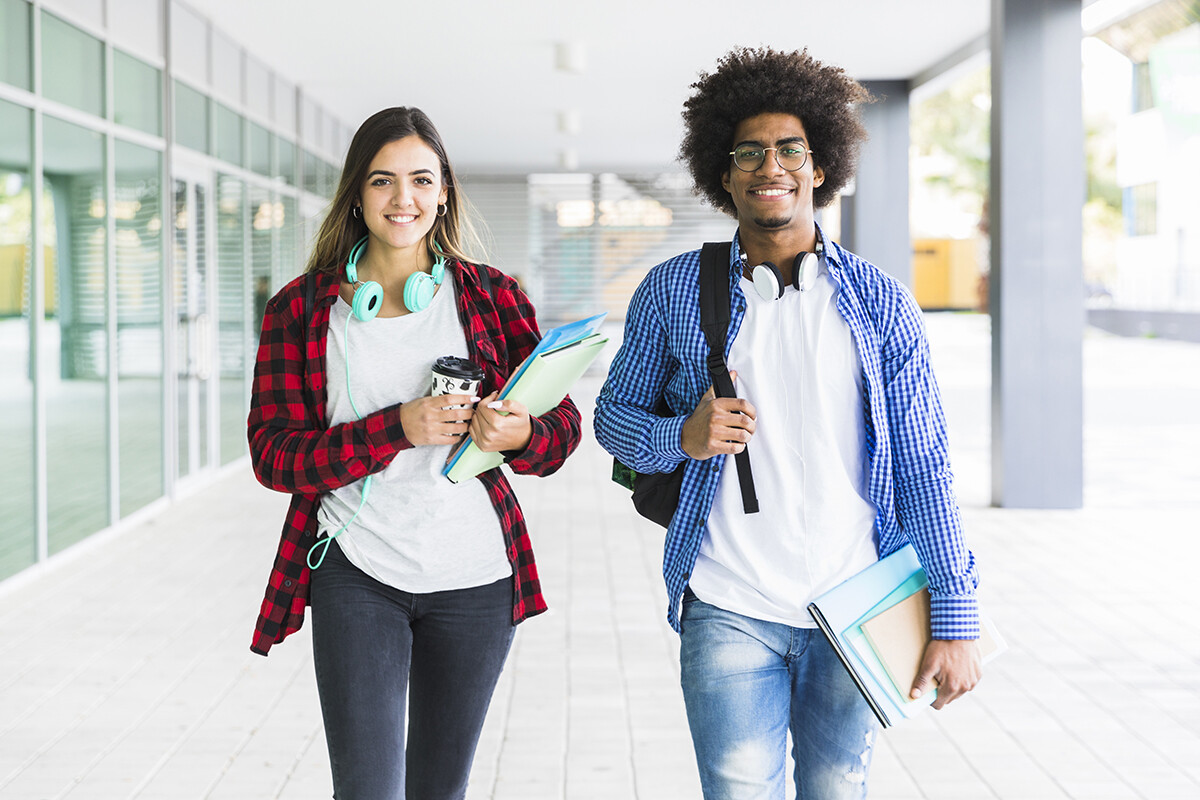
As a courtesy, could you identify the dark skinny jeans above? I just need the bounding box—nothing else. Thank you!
[309,540,514,800]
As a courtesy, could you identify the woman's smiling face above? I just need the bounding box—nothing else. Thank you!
[357,135,448,254]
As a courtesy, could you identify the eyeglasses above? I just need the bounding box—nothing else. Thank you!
[729,144,813,173]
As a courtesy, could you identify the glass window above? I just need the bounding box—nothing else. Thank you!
[214,102,244,167]
[173,178,210,480]
[249,122,271,176]
[41,11,104,118]
[322,159,338,198]
[42,115,108,553]
[174,81,209,155]
[1129,182,1157,236]
[276,136,296,186]
[275,194,298,289]
[0,99,34,579]
[303,149,319,195]
[249,184,272,339]
[114,50,162,136]
[216,173,244,464]
[1,0,31,91]
[114,140,163,517]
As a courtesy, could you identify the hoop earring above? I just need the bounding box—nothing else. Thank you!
[352,205,361,219]
[437,203,447,217]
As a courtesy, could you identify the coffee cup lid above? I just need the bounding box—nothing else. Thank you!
[432,356,484,381]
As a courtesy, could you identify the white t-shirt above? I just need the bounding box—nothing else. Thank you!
[688,266,879,627]
[316,278,512,593]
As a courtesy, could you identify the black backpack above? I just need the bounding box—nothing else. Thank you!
[612,242,758,527]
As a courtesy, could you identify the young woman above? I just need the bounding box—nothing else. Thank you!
[247,106,580,799]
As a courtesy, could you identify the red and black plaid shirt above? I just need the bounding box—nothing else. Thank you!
[247,260,581,656]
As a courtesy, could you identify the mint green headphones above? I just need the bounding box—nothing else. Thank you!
[343,236,447,320]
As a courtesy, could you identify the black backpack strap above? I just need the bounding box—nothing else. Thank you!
[698,242,759,515]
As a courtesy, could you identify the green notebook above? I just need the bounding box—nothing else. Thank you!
[442,333,608,483]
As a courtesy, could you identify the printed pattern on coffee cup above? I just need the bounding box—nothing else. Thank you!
[432,374,482,397]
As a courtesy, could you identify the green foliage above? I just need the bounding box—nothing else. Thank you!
[912,66,991,200]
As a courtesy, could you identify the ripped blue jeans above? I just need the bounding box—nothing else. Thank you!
[680,590,879,800]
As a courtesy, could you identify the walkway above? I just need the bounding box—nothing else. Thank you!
[2,313,1198,799]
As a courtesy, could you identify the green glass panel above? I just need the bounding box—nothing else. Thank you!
[173,179,210,480]
[303,149,319,195]
[321,160,337,198]
[216,173,244,464]
[0,98,34,578]
[249,121,271,175]
[115,140,163,516]
[275,194,298,288]
[42,11,104,118]
[214,102,243,167]
[276,136,296,186]
[174,81,209,154]
[249,184,271,343]
[42,115,108,553]
[0,0,31,90]
[114,50,162,136]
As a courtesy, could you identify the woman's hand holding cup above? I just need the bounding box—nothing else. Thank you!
[405,355,485,446]
[470,392,533,453]
[400,394,479,446]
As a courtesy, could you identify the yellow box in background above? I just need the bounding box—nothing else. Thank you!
[912,238,980,310]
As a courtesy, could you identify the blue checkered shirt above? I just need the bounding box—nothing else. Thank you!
[594,229,980,640]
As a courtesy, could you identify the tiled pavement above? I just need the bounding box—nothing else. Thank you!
[2,312,1199,800]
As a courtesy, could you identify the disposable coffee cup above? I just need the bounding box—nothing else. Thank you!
[431,356,484,409]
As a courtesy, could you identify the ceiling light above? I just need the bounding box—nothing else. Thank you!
[556,42,586,74]
[558,110,581,135]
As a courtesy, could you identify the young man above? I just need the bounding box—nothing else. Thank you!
[594,48,982,798]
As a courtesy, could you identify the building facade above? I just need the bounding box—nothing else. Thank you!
[0,0,348,580]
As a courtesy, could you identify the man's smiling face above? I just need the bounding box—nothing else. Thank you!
[721,112,825,233]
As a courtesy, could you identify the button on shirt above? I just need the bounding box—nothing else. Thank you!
[594,228,979,639]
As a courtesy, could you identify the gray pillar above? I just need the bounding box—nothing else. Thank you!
[844,80,911,286]
[990,0,1084,508]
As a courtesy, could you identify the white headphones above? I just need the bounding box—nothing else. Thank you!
[746,234,825,301]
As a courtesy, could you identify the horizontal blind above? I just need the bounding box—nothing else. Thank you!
[462,170,731,328]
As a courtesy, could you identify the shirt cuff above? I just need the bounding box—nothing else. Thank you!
[364,403,412,458]
[929,592,981,640]
[503,414,548,470]
[651,415,689,466]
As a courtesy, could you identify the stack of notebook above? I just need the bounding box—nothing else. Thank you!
[807,544,1005,728]
[442,312,608,484]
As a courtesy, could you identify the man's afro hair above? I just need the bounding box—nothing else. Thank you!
[680,47,873,214]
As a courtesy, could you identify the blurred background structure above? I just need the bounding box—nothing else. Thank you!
[3,0,1199,591]
[2,1,1199,798]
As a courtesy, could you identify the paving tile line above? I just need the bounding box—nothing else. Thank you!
[0,490,278,797]
[195,652,313,800]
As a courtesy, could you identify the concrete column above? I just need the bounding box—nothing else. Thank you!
[844,80,911,286]
[990,0,1084,508]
